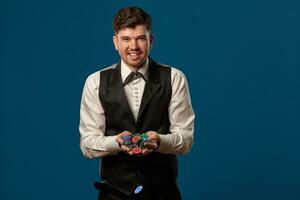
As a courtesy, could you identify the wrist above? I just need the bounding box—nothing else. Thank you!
[153,134,161,152]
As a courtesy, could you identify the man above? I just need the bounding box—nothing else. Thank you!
[79,6,195,200]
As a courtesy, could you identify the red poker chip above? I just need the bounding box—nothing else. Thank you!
[132,147,142,154]
[132,136,141,144]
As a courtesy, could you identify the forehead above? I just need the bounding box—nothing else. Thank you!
[116,24,150,37]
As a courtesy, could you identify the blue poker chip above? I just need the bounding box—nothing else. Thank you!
[134,185,143,194]
[122,135,132,142]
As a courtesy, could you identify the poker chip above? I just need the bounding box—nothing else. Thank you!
[132,135,141,143]
[140,133,148,139]
[122,135,132,142]
[141,139,148,147]
[124,141,132,146]
[128,144,136,149]
[136,138,144,147]
[132,147,142,154]
[121,133,151,155]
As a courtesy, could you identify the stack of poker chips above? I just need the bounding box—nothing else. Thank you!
[122,133,150,155]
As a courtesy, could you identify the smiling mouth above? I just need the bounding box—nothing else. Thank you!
[128,52,142,59]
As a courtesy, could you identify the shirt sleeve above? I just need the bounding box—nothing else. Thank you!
[79,72,121,159]
[157,68,195,155]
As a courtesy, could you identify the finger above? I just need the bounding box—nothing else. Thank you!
[143,142,157,150]
[116,137,123,144]
[120,145,130,152]
[147,132,157,140]
[141,148,153,156]
[128,150,133,155]
[122,131,132,136]
[146,131,154,137]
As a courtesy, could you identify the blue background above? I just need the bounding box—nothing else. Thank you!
[1,0,299,199]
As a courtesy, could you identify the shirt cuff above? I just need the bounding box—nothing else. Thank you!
[105,135,121,153]
[157,134,174,154]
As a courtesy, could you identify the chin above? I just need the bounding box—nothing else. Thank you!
[128,60,144,68]
[130,63,142,68]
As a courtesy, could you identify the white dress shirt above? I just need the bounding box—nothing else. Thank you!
[122,59,148,122]
[79,58,195,158]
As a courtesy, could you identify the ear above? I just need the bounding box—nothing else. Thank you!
[150,34,154,49]
[113,35,118,50]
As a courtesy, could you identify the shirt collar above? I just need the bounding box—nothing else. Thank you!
[121,58,149,83]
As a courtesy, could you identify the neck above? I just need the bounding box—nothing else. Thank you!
[123,58,148,72]
[128,65,139,72]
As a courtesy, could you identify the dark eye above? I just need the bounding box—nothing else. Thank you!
[122,37,130,41]
[138,37,146,41]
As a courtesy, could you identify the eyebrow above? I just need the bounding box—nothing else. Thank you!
[120,35,147,39]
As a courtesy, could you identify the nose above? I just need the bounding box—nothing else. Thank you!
[129,39,139,50]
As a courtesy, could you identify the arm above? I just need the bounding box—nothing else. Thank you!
[79,72,121,159]
[157,68,195,155]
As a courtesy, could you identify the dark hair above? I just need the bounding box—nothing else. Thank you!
[113,7,152,33]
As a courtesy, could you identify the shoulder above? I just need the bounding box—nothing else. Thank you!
[84,63,118,88]
[156,62,187,83]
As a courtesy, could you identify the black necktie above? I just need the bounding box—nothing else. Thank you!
[123,72,146,86]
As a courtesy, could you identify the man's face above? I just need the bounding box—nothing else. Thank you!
[113,24,153,69]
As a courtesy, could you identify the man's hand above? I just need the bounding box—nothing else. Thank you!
[116,131,133,155]
[116,130,161,156]
[141,131,161,156]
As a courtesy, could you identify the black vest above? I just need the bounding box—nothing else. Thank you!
[98,59,177,195]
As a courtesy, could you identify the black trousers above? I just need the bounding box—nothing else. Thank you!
[97,182,182,200]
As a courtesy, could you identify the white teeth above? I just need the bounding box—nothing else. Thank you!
[129,53,139,57]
